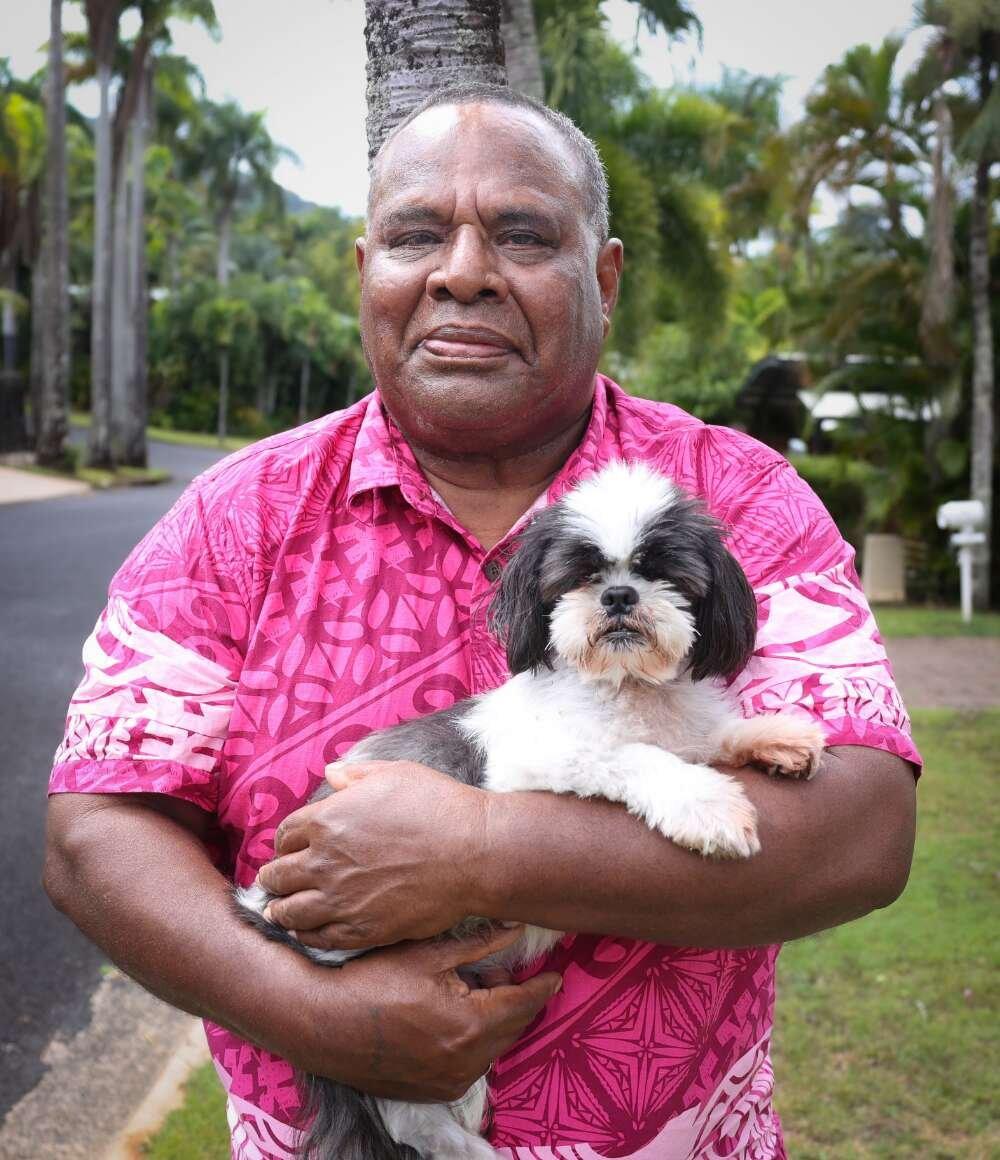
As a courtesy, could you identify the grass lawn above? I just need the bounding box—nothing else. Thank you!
[140,710,998,1158]
[774,709,999,1158]
[871,604,1000,638]
[70,411,253,453]
[140,1061,228,1159]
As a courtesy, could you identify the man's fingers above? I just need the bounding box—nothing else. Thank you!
[255,851,316,897]
[271,801,325,856]
[473,970,563,1035]
[261,888,331,933]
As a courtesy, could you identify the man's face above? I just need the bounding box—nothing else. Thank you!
[357,103,622,459]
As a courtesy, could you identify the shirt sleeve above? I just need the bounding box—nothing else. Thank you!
[49,479,252,812]
[697,428,922,772]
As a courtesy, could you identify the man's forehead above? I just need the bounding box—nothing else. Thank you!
[369,103,584,219]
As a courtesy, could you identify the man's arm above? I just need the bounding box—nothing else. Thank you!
[43,792,561,1103]
[259,744,915,951]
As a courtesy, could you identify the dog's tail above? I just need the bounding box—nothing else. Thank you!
[300,1077,420,1160]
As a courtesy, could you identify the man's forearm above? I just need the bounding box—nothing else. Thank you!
[43,793,339,1061]
[43,792,563,1103]
[474,746,916,947]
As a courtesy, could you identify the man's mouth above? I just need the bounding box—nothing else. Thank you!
[421,326,515,360]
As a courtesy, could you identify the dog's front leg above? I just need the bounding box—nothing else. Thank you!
[489,745,760,859]
[577,743,760,859]
[711,715,825,780]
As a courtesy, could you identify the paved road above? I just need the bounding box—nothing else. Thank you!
[0,439,228,1120]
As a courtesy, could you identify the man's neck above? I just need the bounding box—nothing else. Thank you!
[410,410,590,551]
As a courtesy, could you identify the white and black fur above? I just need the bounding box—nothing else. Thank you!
[235,460,825,1160]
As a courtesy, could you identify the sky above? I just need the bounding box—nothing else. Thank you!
[3,0,931,218]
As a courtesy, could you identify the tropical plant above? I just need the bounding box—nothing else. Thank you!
[910,0,999,606]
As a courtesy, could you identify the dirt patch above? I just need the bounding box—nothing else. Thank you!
[885,637,1000,710]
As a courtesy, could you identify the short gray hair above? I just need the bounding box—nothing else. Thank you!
[368,82,610,243]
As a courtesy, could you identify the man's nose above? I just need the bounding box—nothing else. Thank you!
[426,226,509,304]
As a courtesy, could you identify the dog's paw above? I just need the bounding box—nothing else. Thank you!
[751,719,826,780]
[661,771,761,860]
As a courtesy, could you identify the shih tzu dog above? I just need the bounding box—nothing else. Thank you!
[236,460,825,1160]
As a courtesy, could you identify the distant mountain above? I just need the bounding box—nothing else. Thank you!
[282,187,326,215]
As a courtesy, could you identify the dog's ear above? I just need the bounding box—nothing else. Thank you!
[488,508,559,675]
[688,538,757,682]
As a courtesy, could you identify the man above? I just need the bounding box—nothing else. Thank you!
[45,85,918,1158]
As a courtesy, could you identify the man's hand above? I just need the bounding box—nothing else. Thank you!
[257,762,488,951]
[297,923,560,1101]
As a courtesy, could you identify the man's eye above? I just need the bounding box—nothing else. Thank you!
[392,232,439,247]
[502,232,548,247]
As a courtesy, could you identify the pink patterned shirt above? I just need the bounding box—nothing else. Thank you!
[51,377,919,1159]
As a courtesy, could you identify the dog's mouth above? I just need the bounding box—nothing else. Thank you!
[594,621,648,648]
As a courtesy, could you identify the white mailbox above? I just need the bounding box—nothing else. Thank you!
[936,499,986,622]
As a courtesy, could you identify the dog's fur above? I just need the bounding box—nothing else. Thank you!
[235,460,825,1159]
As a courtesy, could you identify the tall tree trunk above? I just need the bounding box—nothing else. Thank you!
[970,154,995,610]
[919,94,956,370]
[29,255,44,441]
[217,203,232,288]
[1,261,16,374]
[364,0,507,162]
[500,0,544,100]
[123,57,149,467]
[298,355,311,425]
[88,58,114,468]
[37,0,71,467]
[110,131,130,461]
[217,349,230,445]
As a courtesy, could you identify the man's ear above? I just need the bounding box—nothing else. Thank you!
[597,238,623,334]
[355,237,366,275]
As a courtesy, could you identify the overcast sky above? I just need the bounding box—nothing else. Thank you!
[4,0,929,217]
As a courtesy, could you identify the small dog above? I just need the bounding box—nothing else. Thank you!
[236,460,824,1160]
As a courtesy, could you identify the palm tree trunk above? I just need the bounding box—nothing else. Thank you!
[1,261,16,375]
[217,348,229,444]
[500,0,544,100]
[918,94,956,370]
[123,57,149,467]
[110,132,130,461]
[364,0,506,161]
[36,0,71,468]
[970,154,994,610]
[216,203,232,288]
[298,355,311,425]
[88,58,114,468]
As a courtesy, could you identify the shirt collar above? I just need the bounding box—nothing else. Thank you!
[346,375,617,517]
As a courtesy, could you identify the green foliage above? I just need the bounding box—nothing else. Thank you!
[788,453,880,550]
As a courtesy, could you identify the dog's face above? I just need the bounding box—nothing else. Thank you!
[490,461,757,686]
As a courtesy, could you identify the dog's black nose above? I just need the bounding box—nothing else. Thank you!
[600,585,639,616]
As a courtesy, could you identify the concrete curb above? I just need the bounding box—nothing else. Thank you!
[0,973,201,1160]
[0,465,90,506]
[104,1020,210,1160]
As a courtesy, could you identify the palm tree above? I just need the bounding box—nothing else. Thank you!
[82,0,124,468]
[792,37,924,238]
[109,0,217,466]
[36,0,71,468]
[363,0,506,160]
[913,1,999,608]
[185,99,289,433]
